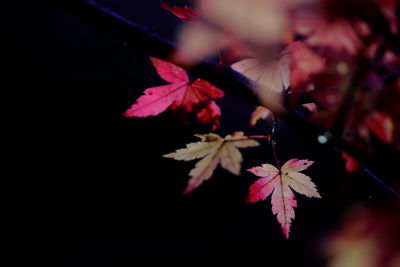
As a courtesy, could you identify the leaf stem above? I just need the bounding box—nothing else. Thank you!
[271,115,281,170]
[248,135,271,139]
[225,135,271,143]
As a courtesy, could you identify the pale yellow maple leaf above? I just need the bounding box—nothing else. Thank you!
[164,132,260,194]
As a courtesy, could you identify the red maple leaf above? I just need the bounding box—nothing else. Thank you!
[161,3,198,22]
[124,57,224,130]
[196,101,222,130]
[247,159,321,238]
[365,111,394,144]
[288,41,325,90]
[341,152,361,173]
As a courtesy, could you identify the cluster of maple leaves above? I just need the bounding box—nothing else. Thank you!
[124,0,399,238]
[124,57,224,130]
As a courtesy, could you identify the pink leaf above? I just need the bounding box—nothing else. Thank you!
[247,164,279,203]
[281,159,314,172]
[124,84,184,117]
[161,3,198,23]
[247,163,278,177]
[189,79,225,99]
[247,178,276,203]
[247,159,320,239]
[271,179,296,239]
[170,78,225,112]
[149,57,189,84]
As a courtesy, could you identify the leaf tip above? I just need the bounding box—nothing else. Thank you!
[123,107,135,118]
[162,153,174,159]
[247,169,256,177]
[183,185,194,195]
[282,226,290,239]
[246,196,256,204]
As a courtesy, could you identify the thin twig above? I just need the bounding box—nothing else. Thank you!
[248,135,272,139]
[225,135,271,143]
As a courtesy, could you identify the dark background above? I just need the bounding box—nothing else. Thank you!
[13,1,398,266]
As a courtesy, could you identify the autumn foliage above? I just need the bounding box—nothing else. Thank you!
[124,0,400,239]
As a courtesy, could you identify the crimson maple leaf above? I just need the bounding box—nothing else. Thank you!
[247,159,321,238]
[124,57,224,130]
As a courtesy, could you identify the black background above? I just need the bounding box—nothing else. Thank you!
[13,1,399,266]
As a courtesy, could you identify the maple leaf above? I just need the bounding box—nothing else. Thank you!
[247,159,321,238]
[161,3,198,23]
[124,57,224,129]
[231,50,291,93]
[164,132,260,194]
[341,152,361,173]
[196,101,222,131]
[302,103,318,113]
[250,106,272,126]
[231,42,323,92]
[288,41,325,90]
[365,112,394,144]
[232,42,324,112]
